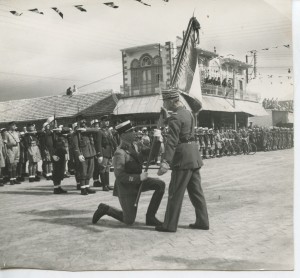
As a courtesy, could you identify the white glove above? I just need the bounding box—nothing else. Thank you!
[52,155,60,161]
[140,172,148,181]
[77,128,86,132]
[78,155,85,162]
[157,161,169,176]
[97,156,103,164]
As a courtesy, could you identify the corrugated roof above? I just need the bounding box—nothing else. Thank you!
[113,94,191,115]
[0,91,117,123]
[201,95,268,116]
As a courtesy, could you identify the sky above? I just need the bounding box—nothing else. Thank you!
[0,0,294,101]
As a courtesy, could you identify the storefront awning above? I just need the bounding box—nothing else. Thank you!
[201,95,268,116]
[201,96,236,112]
[234,99,269,116]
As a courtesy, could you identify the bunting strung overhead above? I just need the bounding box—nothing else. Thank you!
[74,5,87,12]
[248,44,291,53]
[28,8,44,15]
[103,2,119,8]
[6,0,171,18]
[10,11,23,16]
[52,7,63,19]
[135,0,151,7]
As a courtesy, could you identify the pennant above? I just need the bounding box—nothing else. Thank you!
[10,11,23,16]
[28,8,44,15]
[103,2,119,8]
[262,48,269,50]
[283,44,290,48]
[135,0,151,7]
[74,5,87,12]
[52,7,63,19]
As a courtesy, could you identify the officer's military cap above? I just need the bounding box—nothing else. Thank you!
[0,128,6,133]
[91,119,99,126]
[115,120,133,135]
[161,87,180,100]
[43,122,49,129]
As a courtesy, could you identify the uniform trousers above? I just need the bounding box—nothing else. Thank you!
[162,168,209,232]
[100,157,112,174]
[78,157,94,185]
[113,178,165,225]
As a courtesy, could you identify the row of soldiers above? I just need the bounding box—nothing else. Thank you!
[0,115,120,194]
[192,126,294,158]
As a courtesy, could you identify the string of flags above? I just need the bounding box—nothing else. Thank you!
[248,44,291,53]
[8,1,169,18]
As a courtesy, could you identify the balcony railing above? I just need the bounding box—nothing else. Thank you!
[121,82,168,97]
[202,84,260,102]
[120,82,260,102]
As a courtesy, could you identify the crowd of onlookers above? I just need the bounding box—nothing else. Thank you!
[262,98,293,112]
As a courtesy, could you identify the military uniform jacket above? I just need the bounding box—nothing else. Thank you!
[163,106,203,170]
[71,131,98,159]
[101,128,117,158]
[112,146,143,197]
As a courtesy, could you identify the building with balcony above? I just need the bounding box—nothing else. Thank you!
[114,43,267,129]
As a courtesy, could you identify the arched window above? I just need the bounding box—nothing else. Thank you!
[130,54,163,95]
[141,56,152,67]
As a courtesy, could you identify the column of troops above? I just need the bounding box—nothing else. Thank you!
[193,126,294,158]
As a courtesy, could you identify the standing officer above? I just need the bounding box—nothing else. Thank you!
[92,120,165,227]
[2,122,21,185]
[72,115,97,195]
[99,115,117,191]
[155,88,209,233]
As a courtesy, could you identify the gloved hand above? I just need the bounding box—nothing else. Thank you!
[140,172,148,181]
[77,128,86,132]
[52,155,60,161]
[97,156,103,164]
[78,155,85,162]
[157,161,169,176]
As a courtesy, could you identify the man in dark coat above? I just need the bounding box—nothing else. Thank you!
[155,88,209,233]
[92,120,165,227]
[71,115,102,195]
[51,127,69,194]
[99,115,118,191]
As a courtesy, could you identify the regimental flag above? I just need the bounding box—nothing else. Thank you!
[28,8,44,15]
[10,11,23,16]
[52,7,63,19]
[170,17,202,112]
[135,0,151,7]
[103,2,119,8]
[74,5,87,12]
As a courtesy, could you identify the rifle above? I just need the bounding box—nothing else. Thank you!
[134,129,162,207]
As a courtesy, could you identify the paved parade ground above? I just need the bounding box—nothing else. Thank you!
[0,149,294,271]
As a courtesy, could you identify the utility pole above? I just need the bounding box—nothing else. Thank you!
[245,55,248,84]
[253,51,257,79]
[233,69,237,130]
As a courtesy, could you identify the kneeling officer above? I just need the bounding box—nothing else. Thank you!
[92,120,165,226]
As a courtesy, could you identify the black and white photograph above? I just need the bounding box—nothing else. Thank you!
[0,0,298,276]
